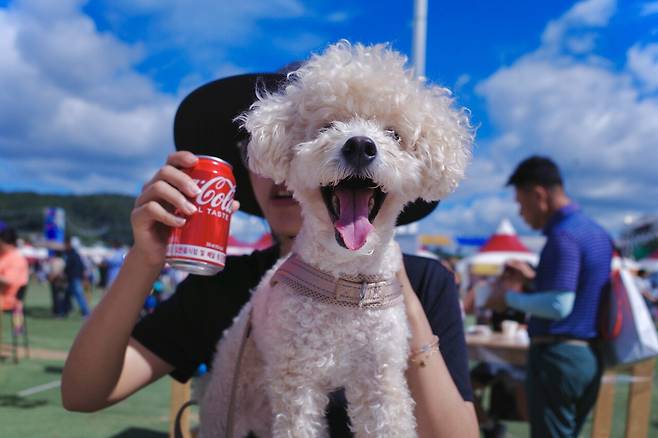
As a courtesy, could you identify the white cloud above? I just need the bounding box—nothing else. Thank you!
[0,1,177,194]
[475,53,658,230]
[13,0,85,19]
[430,0,658,239]
[564,33,599,54]
[476,53,658,191]
[565,0,617,25]
[426,194,525,237]
[541,0,616,54]
[627,43,658,92]
[106,0,307,50]
[453,74,471,93]
[97,0,323,95]
[640,1,658,16]
[271,33,327,55]
[326,11,351,23]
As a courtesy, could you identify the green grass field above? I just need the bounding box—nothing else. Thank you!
[1,279,657,437]
[0,280,173,437]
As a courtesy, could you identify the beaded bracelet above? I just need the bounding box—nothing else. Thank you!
[409,335,440,368]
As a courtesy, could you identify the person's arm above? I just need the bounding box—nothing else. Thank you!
[398,264,479,438]
[461,282,476,315]
[489,233,580,318]
[505,290,575,320]
[61,151,203,412]
[62,248,174,411]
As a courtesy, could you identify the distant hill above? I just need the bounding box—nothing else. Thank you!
[0,191,136,245]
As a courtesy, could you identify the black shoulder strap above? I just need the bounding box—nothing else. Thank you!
[174,399,198,438]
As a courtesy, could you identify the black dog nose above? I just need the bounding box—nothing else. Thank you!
[341,136,377,168]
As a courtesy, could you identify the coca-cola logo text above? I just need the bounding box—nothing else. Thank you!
[195,176,236,215]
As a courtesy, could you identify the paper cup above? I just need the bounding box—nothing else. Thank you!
[501,320,519,338]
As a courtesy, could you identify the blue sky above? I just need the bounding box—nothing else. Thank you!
[1,0,657,241]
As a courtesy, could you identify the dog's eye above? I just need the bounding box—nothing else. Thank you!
[385,128,401,143]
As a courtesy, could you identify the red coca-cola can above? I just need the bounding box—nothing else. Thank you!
[166,155,236,275]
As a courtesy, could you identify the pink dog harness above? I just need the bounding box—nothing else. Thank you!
[270,253,403,309]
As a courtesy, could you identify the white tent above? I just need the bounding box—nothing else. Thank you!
[611,255,639,271]
[638,250,658,272]
[467,250,538,268]
[19,244,48,262]
[459,219,538,277]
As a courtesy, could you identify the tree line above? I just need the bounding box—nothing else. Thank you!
[0,191,136,245]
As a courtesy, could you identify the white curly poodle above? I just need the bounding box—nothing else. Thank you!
[198,41,473,437]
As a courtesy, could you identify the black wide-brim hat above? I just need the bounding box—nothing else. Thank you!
[173,73,439,225]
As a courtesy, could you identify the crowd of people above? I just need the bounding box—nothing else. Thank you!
[7,235,178,322]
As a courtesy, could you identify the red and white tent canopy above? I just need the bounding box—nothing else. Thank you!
[479,219,530,253]
[465,219,538,275]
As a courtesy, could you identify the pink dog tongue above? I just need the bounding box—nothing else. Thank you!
[335,188,374,250]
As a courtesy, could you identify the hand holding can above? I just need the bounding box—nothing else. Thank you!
[165,155,236,275]
[131,151,202,267]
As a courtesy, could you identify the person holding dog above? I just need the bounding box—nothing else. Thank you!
[487,156,612,438]
[62,71,478,437]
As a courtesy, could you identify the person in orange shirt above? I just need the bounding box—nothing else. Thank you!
[0,223,29,312]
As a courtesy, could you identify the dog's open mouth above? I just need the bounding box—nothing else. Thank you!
[321,177,387,250]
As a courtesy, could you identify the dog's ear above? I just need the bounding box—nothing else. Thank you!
[412,92,473,201]
[239,92,295,184]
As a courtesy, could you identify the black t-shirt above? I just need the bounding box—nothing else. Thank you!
[64,248,85,280]
[133,246,473,433]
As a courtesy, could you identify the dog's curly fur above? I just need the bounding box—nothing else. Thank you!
[198,41,473,437]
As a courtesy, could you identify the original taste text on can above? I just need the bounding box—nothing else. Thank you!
[166,155,235,276]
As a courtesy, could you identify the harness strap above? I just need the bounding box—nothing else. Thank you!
[174,400,198,438]
[226,306,254,437]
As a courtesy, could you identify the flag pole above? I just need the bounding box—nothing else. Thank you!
[412,0,428,79]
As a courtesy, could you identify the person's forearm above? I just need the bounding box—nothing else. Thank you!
[462,287,475,314]
[61,247,162,411]
[405,316,479,438]
[505,290,575,320]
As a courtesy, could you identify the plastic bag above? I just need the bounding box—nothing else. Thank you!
[599,269,658,368]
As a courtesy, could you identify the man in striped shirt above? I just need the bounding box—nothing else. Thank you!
[488,156,612,437]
